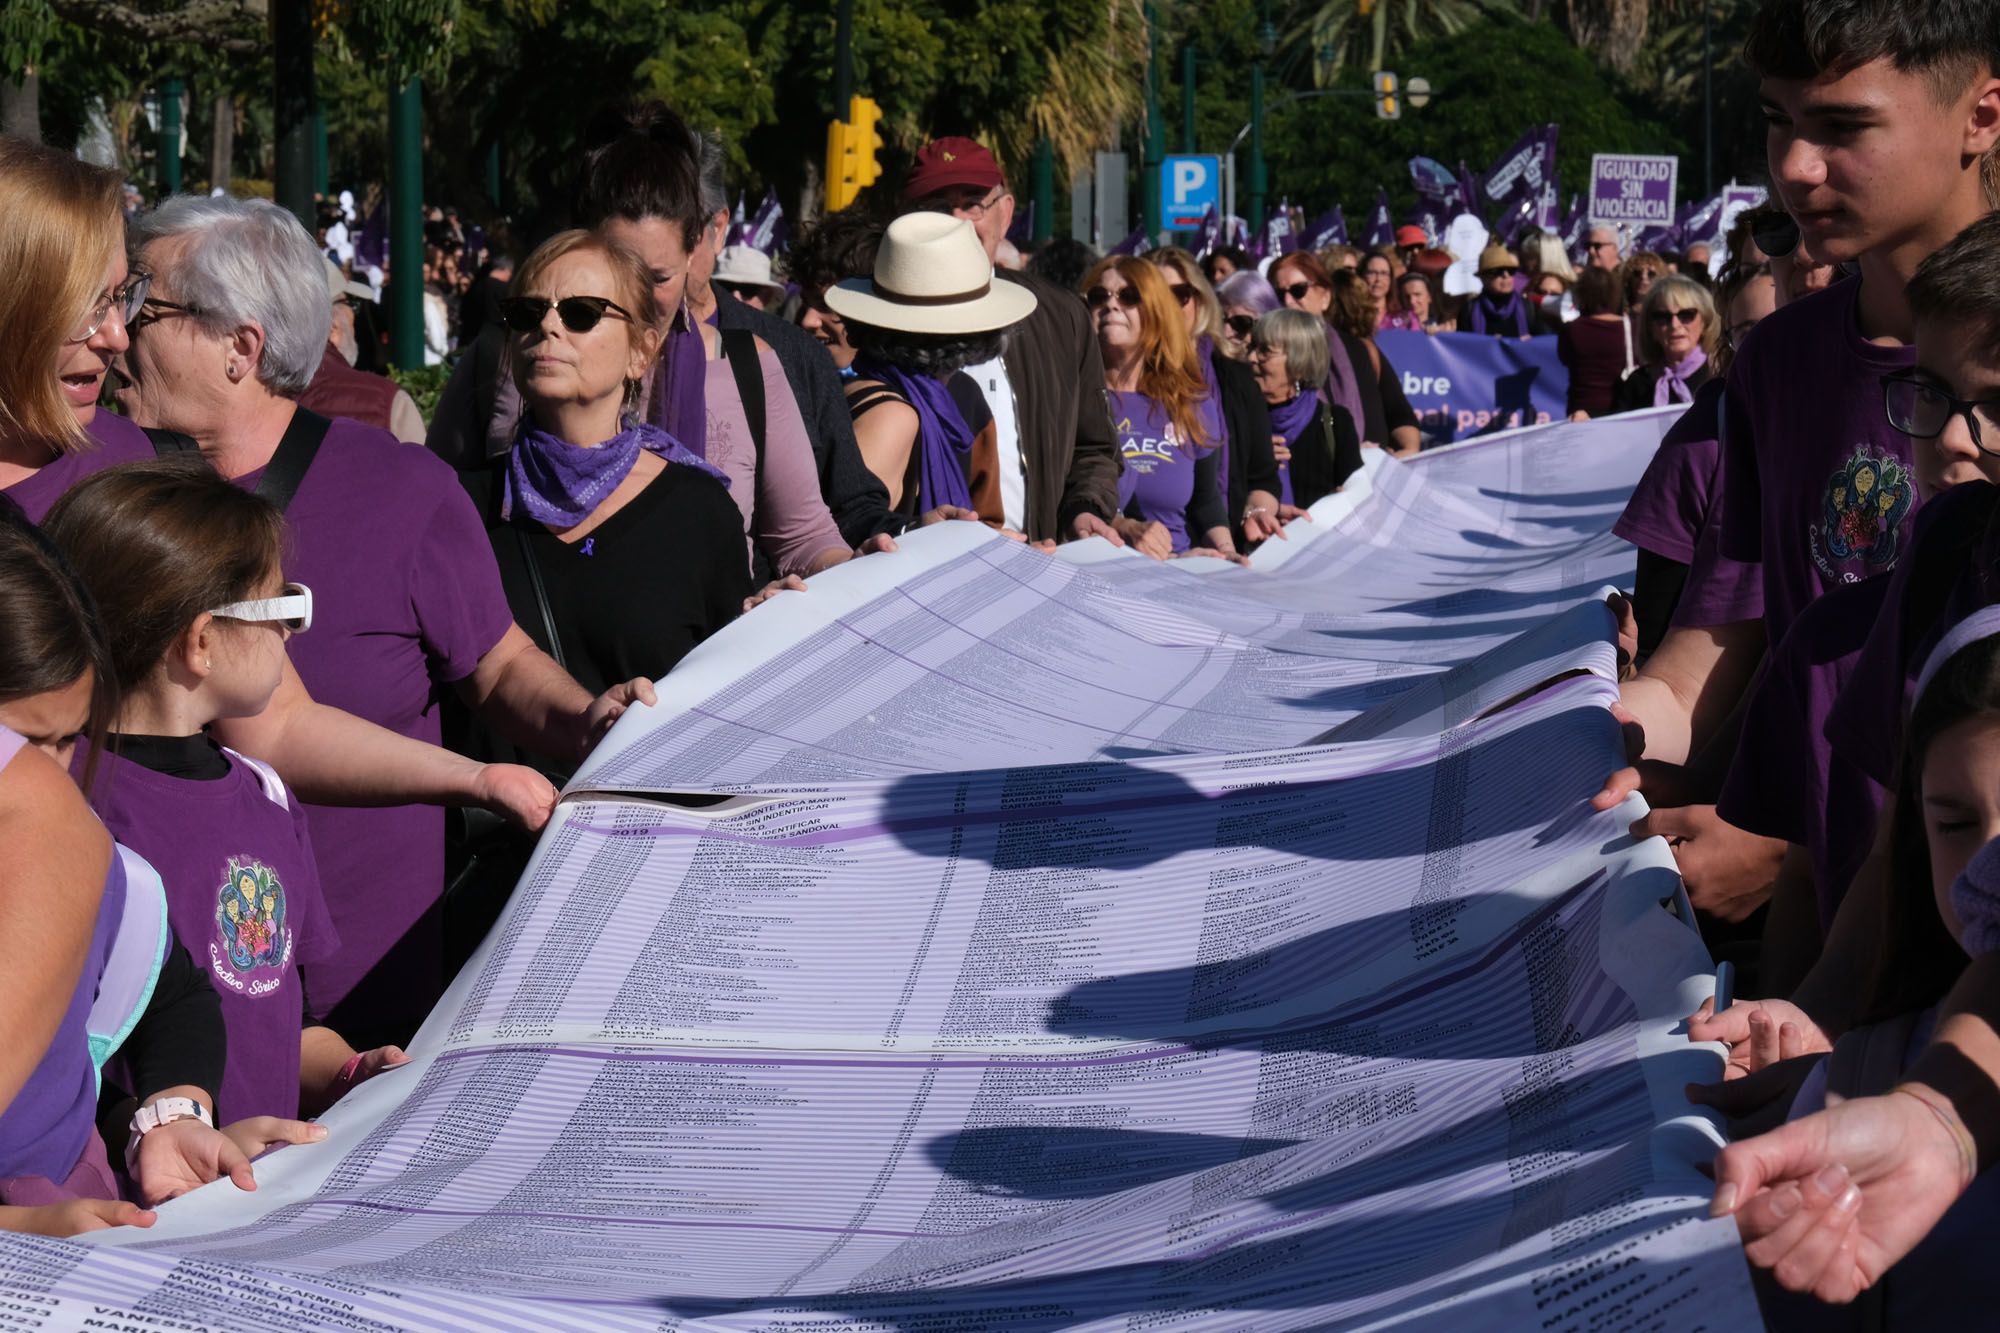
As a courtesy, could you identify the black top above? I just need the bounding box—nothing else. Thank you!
[108,733,231,781]
[458,462,752,776]
[1609,361,1716,416]
[1336,331,1420,446]
[1287,401,1365,510]
[1208,350,1280,545]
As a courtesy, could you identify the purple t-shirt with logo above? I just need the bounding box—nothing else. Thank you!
[0,798,125,1185]
[235,415,512,1044]
[1613,378,1723,566]
[1110,390,1222,554]
[90,745,340,1122]
[3,409,153,524]
[1716,576,1891,928]
[1684,278,1918,643]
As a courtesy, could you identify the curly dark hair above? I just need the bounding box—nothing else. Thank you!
[844,321,1009,377]
[785,208,886,308]
[1025,237,1099,292]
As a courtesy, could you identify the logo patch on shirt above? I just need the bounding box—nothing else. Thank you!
[1812,448,1913,580]
[1117,418,1186,475]
[211,859,293,998]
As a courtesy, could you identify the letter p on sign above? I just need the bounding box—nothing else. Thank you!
[1161,154,1221,229]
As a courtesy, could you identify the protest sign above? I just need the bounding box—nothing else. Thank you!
[1378,330,1568,446]
[1588,153,1678,228]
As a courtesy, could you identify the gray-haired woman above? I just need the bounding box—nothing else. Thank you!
[1250,309,1363,509]
[117,194,647,1047]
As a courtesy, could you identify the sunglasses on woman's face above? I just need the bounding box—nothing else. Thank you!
[1279,281,1315,302]
[1168,282,1196,306]
[210,582,314,634]
[1225,314,1257,338]
[1751,213,1801,259]
[1085,285,1142,310]
[1649,307,1701,326]
[499,295,635,335]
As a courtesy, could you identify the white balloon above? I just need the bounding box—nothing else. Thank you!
[1441,214,1490,298]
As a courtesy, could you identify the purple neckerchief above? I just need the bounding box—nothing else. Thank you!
[647,304,708,459]
[1654,346,1708,407]
[1268,386,1320,446]
[503,418,727,526]
[1467,291,1530,337]
[851,356,975,511]
[1320,325,1368,441]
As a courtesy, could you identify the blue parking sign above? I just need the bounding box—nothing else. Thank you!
[1162,154,1220,229]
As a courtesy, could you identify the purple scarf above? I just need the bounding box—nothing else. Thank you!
[1320,325,1368,443]
[1269,386,1320,446]
[1466,291,1531,338]
[851,357,975,511]
[1654,347,1708,407]
[1194,334,1232,507]
[504,419,726,526]
[647,305,708,458]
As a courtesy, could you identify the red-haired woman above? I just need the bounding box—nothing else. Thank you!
[1080,257,1234,559]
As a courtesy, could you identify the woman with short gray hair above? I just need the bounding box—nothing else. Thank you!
[1250,309,1361,509]
[119,193,650,1049]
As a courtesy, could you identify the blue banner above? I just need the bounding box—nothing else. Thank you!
[1376,330,1569,447]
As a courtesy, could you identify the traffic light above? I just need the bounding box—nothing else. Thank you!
[826,96,886,212]
[1373,70,1401,121]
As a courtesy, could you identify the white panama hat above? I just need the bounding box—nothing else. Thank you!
[712,244,786,298]
[822,212,1037,336]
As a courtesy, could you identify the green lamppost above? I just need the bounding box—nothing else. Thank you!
[1142,1,1163,238]
[388,76,424,368]
[1249,14,1276,232]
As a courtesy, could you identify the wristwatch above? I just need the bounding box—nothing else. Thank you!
[125,1096,214,1175]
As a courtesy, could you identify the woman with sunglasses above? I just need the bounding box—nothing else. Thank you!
[1609,275,1718,415]
[43,459,409,1128]
[1216,270,1279,357]
[1150,248,1287,548]
[0,136,155,522]
[1269,251,1420,456]
[119,195,640,1051]
[1463,244,1548,340]
[1080,257,1233,559]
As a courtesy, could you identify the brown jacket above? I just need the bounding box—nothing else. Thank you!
[999,269,1120,541]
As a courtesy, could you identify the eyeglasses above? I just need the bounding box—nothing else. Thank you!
[1481,267,1520,279]
[1279,282,1315,302]
[925,186,1007,221]
[1587,239,1618,254]
[1751,213,1801,259]
[211,582,313,634]
[498,296,634,335]
[1649,308,1702,326]
[1225,313,1257,338]
[1084,285,1142,310]
[131,294,203,331]
[1883,371,2000,457]
[1168,282,1195,306]
[67,270,153,343]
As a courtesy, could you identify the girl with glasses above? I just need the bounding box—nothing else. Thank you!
[43,458,408,1130]
[1610,275,1719,415]
[0,138,156,522]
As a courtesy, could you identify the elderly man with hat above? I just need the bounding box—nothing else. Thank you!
[298,257,427,442]
[901,137,1122,546]
[712,244,789,311]
[1462,242,1547,340]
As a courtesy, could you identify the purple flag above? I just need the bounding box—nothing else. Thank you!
[1365,188,1393,248]
[1006,198,1035,247]
[354,196,388,271]
[724,192,748,247]
[1225,215,1249,249]
[1262,201,1298,259]
[1409,157,1459,208]
[744,189,785,254]
[1560,193,1589,264]
[1110,227,1154,257]
[1195,204,1220,258]
[1302,206,1347,250]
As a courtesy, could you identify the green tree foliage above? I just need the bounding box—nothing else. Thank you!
[1293,0,1516,78]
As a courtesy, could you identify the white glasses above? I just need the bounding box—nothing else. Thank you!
[210,582,313,633]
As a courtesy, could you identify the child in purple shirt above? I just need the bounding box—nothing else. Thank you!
[44,460,410,1125]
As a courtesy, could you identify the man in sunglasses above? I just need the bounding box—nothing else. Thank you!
[902,138,1122,547]
[1462,243,1547,340]
[1584,227,1623,273]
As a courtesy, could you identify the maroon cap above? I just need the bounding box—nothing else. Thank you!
[1394,225,1428,247]
[903,137,1004,202]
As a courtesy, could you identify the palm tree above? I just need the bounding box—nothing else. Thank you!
[1294,0,1515,80]
[995,0,1151,180]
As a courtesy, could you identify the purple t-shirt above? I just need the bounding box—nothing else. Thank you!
[0,785,124,1186]
[90,744,340,1121]
[1716,576,1891,928]
[1613,378,1723,565]
[236,414,512,1043]
[1684,277,1918,643]
[1110,390,1221,554]
[3,410,153,524]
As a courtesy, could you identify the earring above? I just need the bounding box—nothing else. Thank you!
[203,658,212,670]
[226,363,240,382]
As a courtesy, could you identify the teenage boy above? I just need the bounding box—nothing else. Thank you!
[1709,211,2000,1303]
[1611,0,2000,777]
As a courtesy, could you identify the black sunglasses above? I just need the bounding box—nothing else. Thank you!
[1168,282,1195,306]
[1751,213,1800,259]
[1085,285,1142,310]
[1883,371,2000,457]
[1649,307,1702,326]
[1481,266,1520,278]
[1225,313,1257,337]
[499,295,635,335]
[1279,281,1315,302]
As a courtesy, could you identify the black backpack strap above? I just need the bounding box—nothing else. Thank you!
[144,426,199,455]
[256,408,332,514]
[719,327,766,470]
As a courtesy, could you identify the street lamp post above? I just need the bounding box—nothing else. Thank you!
[1248,12,1276,232]
[1143,2,1164,238]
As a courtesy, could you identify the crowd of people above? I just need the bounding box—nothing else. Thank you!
[0,0,1997,1321]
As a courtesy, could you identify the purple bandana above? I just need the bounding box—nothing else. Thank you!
[648,305,708,458]
[1467,291,1532,338]
[851,356,975,511]
[1654,346,1708,407]
[1268,386,1320,446]
[503,419,727,526]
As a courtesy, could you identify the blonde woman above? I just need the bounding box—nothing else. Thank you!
[1610,274,1720,413]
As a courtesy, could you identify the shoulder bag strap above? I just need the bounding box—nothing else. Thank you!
[144,426,199,455]
[512,525,566,671]
[257,407,333,513]
[719,327,766,470]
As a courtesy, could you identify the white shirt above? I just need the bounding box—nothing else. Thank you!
[965,355,1025,531]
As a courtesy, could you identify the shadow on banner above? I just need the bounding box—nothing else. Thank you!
[1378,330,1569,448]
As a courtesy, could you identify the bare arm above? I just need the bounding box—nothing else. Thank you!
[852,401,918,511]
[453,624,592,766]
[1616,618,1766,765]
